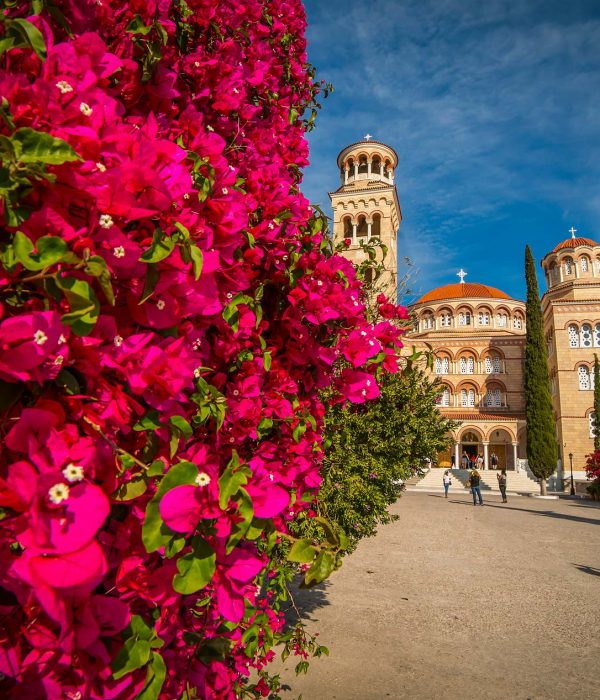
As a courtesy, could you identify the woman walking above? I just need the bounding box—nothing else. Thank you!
[497,468,508,502]
[443,470,452,498]
[469,468,483,506]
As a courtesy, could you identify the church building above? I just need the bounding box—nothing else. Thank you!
[331,137,599,487]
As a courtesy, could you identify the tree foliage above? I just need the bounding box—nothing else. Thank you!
[524,244,557,494]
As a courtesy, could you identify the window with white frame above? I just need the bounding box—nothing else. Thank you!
[581,256,589,272]
[580,323,592,348]
[458,311,472,326]
[440,312,453,327]
[478,312,490,326]
[435,357,449,375]
[596,258,600,273]
[461,388,475,407]
[513,316,523,329]
[423,315,433,330]
[594,324,600,347]
[460,356,474,374]
[484,388,502,407]
[437,387,450,407]
[484,355,501,374]
[578,366,591,390]
[568,324,579,348]
[497,313,507,327]
[564,257,573,275]
[589,412,597,438]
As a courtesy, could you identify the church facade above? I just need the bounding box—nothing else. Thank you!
[331,138,600,485]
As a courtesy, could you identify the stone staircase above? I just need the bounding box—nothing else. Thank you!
[409,468,541,495]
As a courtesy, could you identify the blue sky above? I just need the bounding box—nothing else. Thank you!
[301,0,600,302]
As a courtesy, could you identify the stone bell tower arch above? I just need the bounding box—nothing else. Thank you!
[330,136,402,300]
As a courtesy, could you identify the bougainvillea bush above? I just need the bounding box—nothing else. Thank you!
[584,450,600,499]
[0,2,406,698]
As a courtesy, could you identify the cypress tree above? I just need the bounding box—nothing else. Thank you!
[594,354,600,451]
[524,245,557,495]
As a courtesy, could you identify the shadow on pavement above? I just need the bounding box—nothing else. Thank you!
[449,500,600,526]
[283,578,331,628]
[572,563,600,577]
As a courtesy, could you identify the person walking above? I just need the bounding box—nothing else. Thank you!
[443,470,452,498]
[469,468,483,506]
[476,452,484,470]
[461,451,468,468]
[491,452,498,469]
[497,468,508,502]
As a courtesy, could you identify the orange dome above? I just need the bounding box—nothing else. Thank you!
[553,237,598,252]
[416,282,511,304]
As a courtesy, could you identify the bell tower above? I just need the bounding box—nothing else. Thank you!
[330,137,402,300]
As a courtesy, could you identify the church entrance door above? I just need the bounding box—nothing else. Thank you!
[460,430,482,469]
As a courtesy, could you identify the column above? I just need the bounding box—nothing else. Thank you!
[483,442,489,470]
[379,163,384,177]
[352,223,357,239]
[367,159,372,177]
[454,442,460,470]
[389,169,394,183]
[367,222,372,240]
[344,168,349,185]
[512,442,519,471]
[353,163,358,178]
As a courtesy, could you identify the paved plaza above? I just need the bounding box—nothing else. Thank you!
[278,492,600,700]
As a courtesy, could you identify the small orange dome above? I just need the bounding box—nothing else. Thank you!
[416,282,511,304]
[553,237,598,252]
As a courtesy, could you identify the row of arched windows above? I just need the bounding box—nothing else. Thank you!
[434,352,503,375]
[418,309,524,332]
[342,213,382,240]
[567,323,600,348]
[437,386,505,408]
[546,255,600,286]
[341,154,394,180]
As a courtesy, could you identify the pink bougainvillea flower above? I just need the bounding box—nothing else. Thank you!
[338,369,381,404]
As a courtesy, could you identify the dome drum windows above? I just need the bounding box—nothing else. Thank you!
[422,313,434,330]
[496,313,508,328]
[458,310,472,326]
[513,314,524,330]
[580,324,592,348]
[477,311,491,326]
[567,323,600,348]
[581,256,590,273]
[564,257,573,275]
[568,324,579,348]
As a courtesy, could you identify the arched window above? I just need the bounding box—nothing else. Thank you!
[458,311,472,326]
[358,155,368,174]
[372,155,381,175]
[437,386,451,407]
[435,357,449,374]
[564,257,573,275]
[371,213,381,239]
[581,256,590,272]
[580,323,592,348]
[568,324,579,348]
[578,366,591,390]
[513,315,523,329]
[422,313,434,330]
[356,215,367,239]
[594,324,600,347]
[477,311,490,326]
[383,159,391,178]
[589,412,597,439]
[461,388,475,407]
[343,216,353,238]
[485,354,502,373]
[496,313,507,328]
[484,388,502,407]
[460,356,474,374]
[347,158,355,175]
[439,311,453,327]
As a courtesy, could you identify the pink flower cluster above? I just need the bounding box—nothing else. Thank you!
[0,2,406,698]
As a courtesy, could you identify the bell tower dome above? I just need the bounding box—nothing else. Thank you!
[330,137,402,300]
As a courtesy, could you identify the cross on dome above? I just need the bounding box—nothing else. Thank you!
[457,268,467,283]
[364,133,373,141]
[569,226,577,239]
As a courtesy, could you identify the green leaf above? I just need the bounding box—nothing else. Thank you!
[287,539,317,564]
[139,263,159,304]
[263,351,272,372]
[172,539,216,594]
[139,229,175,263]
[126,14,153,35]
[84,255,115,305]
[113,475,148,502]
[56,276,100,336]
[136,652,166,700]
[169,415,193,439]
[226,487,254,553]
[12,128,80,164]
[112,638,151,680]
[189,243,203,280]
[134,411,162,432]
[314,516,340,547]
[218,455,250,510]
[147,459,165,477]
[13,232,69,271]
[55,368,80,395]
[142,461,198,553]
[0,19,47,61]
[303,551,336,587]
